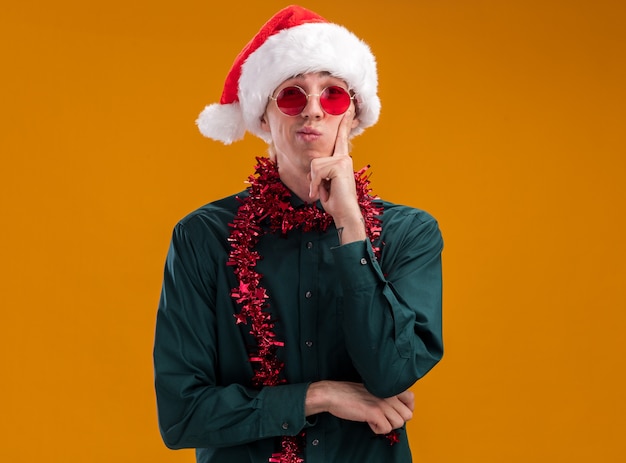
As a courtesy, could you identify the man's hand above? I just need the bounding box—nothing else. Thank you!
[305,381,415,435]
[308,110,366,244]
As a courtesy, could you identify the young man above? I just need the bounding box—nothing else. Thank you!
[154,5,444,463]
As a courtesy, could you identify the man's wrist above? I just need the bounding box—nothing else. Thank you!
[305,381,330,417]
[335,216,366,245]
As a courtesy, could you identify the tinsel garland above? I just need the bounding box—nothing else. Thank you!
[227,157,393,463]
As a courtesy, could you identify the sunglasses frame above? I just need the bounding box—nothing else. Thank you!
[269,85,355,117]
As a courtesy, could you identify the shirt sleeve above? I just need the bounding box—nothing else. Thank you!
[331,210,444,398]
[153,222,311,449]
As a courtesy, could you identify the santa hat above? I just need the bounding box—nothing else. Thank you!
[196,5,380,145]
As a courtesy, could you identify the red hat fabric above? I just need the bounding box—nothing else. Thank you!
[196,5,380,145]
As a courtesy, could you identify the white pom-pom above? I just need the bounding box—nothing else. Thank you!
[195,102,246,145]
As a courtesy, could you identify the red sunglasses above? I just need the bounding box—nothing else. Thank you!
[270,85,355,116]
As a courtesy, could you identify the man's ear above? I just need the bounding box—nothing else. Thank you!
[350,102,361,129]
[260,113,271,133]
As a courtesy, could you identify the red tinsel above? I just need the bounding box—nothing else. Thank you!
[227,157,394,462]
[269,434,305,463]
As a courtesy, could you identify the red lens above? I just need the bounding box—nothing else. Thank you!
[275,87,307,116]
[319,86,352,115]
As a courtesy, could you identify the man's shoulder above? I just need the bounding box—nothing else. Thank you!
[176,190,249,232]
[378,199,443,251]
[379,199,438,226]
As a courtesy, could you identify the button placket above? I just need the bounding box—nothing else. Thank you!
[299,231,320,382]
[306,429,324,460]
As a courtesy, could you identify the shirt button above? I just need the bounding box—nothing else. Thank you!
[312,439,320,446]
[282,422,289,430]
[305,291,312,299]
[360,257,368,265]
[306,241,313,249]
[305,341,313,347]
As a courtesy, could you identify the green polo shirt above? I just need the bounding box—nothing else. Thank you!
[153,189,443,463]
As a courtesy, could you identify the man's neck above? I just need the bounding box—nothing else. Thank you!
[277,167,317,204]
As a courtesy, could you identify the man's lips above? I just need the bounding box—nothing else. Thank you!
[297,127,322,136]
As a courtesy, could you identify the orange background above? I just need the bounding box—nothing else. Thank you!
[1,1,625,461]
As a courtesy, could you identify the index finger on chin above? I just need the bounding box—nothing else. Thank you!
[333,110,353,157]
